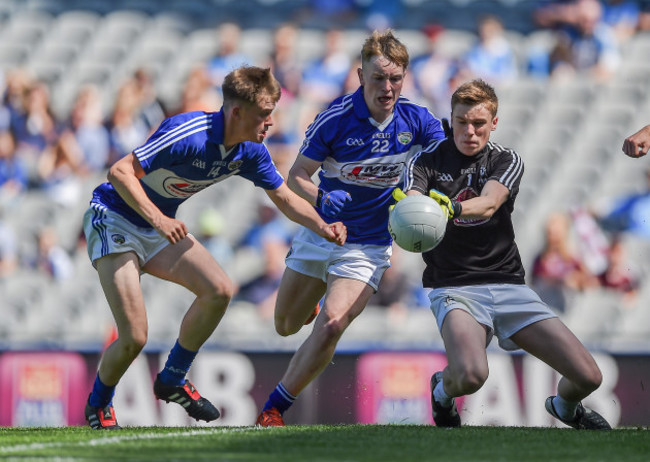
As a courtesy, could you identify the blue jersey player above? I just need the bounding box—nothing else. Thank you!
[256,30,445,426]
[81,66,346,429]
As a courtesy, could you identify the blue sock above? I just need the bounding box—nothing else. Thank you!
[158,340,197,387]
[263,382,296,414]
[88,373,115,408]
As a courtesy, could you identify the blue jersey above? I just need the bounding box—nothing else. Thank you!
[300,87,444,245]
[91,110,284,228]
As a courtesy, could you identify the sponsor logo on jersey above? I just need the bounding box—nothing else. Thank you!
[437,173,454,182]
[192,158,206,169]
[111,234,126,245]
[346,138,365,146]
[162,177,211,198]
[397,132,413,145]
[228,160,243,170]
[453,188,489,227]
[340,161,404,186]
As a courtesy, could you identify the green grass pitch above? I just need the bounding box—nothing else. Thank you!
[1,425,649,461]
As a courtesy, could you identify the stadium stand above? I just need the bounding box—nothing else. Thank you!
[1,0,649,352]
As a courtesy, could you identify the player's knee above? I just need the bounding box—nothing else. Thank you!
[120,330,147,359]
[454,366,488,395]
[578,366,603,394]
[206,280,234,309]
[275,318,298,337]
[321,317,347,342]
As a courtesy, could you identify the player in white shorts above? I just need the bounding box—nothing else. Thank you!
[82,66,346,430]
[398,79,611,430]
[256,29,445,426]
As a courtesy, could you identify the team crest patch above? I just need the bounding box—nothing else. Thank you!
[397,132,413,145]
[228,160,243,170]
[111,234,126,245]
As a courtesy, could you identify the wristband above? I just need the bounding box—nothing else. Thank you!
[316,188,324,208]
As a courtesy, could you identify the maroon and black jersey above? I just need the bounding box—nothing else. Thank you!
[405,138,525,288]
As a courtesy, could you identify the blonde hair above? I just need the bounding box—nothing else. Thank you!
[361,29,409,70]
[222,66,281,108]
[451,79,498,117]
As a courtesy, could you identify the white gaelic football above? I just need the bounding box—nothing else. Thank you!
[388,195,447,253]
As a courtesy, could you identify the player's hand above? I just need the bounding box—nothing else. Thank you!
[429,188,462,219]
[320,221,347,245]
[622,126,650,158]
[389,187,407,211]
[153,215,188,244]
[317,189,352,217]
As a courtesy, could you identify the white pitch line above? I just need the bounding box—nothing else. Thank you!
[0,427,251,454]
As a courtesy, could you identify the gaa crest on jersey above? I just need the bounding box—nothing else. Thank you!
[228,160,243,170]
[397,132,413,145]
[111,234,126,245]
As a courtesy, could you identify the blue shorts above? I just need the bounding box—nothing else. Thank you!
[285,227,391,291]
[428,284,558,351]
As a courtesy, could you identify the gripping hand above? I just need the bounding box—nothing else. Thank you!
[429,188,462,219]
[389,187,407,211]
[317,189,352,217]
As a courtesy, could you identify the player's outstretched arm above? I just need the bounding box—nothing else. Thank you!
[287,154,351,217]
[108,153,188,243]
[265,183,347,245]
[623,125,650,158]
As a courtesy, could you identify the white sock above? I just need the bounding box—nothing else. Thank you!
[552,395,579,420]
[433,380,453,408]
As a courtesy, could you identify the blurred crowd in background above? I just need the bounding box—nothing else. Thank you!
[2,0,650,349]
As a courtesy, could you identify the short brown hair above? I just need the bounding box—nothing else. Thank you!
[222,66,281,107]
[361,29,409,70]
[451,79,498,117]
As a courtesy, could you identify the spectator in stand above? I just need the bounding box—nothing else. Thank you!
[177,65,222,114]
[531,212,599,313]
[410,24,458,115]
[11,80,59,184]
[207,22,253,91]
[267,23,303,98]
[196,207,234,273]
[464,15,519,85]
[265,102,299,179]
[235,194,296,319]
[598,236,640,305]
[0,216,18,279]
[599,167,650,239]
[36,131,86,207]
[0,129,28,207]
[601,0,641,43]
[535,0,621,81]
[3,68,31,118]
[132,68,166,133]
[64,84,110,173]
[107,78,151,166]
[300,29,351,106]
[31,226,74,281]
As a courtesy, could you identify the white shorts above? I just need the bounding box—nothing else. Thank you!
[83,203,170,268]
[285,227,391,291]
[428,284,558,351]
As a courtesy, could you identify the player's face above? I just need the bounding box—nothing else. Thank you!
[240,94,276,143]
[451,103,498,156]
[358,55,405,123]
